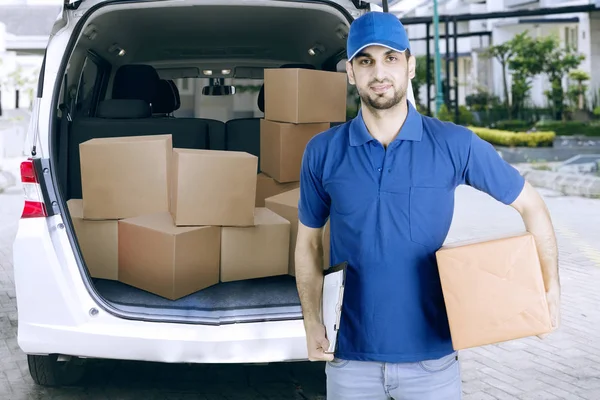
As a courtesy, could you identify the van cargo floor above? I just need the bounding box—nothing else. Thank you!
[92,275,303,322]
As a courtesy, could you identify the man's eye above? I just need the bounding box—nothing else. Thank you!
[387,56,397,62]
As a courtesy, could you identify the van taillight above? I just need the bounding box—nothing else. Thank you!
[20,159,48,218]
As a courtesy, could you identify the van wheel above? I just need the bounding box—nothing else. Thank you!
[27,354,86,387]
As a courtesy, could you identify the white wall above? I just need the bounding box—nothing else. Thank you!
[541,0,590,7]
[0,22,44,111]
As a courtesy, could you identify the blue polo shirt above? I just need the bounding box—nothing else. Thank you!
[298,101,525,363]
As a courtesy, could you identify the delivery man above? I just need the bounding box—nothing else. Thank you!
[294,11,560,400]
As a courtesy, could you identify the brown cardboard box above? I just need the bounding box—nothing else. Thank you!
[260,120,329,183]
[265,188,330,275]
[118,212,220,300]
[80,134,172,220]
[220,208,290,282]
[255,173,299,207]
[67,199,118,280]
[171,148,258,227]
[263,68,347,123]
[435,232,552,350]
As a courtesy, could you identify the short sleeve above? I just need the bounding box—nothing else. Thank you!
[298,140,330,228]
[462,131,525,205]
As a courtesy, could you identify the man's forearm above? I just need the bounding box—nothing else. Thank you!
[521,202,560,292]
[295,235,325,326]
[511,182,561,331]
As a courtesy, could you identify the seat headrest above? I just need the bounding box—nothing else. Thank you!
[112,64,160,104]
[258,64,316,113]
[153,79,181,115]
[97,99,152,119]
[168,80,181,110]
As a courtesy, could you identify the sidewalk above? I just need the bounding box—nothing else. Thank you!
[452,185,600,400]
[0,157,23,193]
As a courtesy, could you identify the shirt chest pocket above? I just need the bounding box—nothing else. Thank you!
[408,186,455,249]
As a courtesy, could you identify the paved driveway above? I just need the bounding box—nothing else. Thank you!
[1,158,600,399]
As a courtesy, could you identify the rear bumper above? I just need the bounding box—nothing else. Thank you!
[18,318,309,364]
[13,217,309,364]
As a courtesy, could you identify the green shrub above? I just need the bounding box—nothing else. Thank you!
[465,91,501,111]
[437,104,475,126]
[534,120,600,136]
[346,106,359,120]
[469,126,555,147]
[494,120,534,132]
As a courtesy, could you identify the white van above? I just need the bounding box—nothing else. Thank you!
[13,0,409,387]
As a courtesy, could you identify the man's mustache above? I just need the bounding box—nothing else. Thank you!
[368,79,393,86]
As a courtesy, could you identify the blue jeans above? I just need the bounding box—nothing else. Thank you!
[325,351,462,400]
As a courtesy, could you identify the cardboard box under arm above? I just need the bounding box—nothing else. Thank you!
[436,232,552,350]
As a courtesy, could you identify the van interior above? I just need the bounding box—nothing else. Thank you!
[53,0,356,324]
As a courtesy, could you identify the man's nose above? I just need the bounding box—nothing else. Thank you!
[373,63,387,81]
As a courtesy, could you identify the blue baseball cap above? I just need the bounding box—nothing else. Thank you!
[347,12,411,61]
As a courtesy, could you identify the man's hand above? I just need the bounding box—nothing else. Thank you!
[538,284,561,339]
[296,222,332,361]
[510,182,561,341]
[305,322,334,362]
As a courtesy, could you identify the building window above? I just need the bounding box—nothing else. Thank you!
[565,26,578,50]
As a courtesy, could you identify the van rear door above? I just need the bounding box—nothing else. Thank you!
[63,0,377,13]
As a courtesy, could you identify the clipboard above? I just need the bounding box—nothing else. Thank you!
[322,261,348,354]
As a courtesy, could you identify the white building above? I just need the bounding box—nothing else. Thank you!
[392,0,599,113]
[0,0,61,112]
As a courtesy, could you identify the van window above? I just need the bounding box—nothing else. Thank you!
[175,78,194,96]
[74,57,100,117]
[171,77,264,121]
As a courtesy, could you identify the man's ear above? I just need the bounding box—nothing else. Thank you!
[408,55,416,80]
[346,60,356,85]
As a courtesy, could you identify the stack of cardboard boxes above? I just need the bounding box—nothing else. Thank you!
[259,68,347,276]
[258,69,348,275]
[68,68,347,300]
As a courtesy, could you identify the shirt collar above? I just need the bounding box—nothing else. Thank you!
[349,100,423,147]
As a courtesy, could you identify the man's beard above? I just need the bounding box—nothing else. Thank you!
[358,81,405,111]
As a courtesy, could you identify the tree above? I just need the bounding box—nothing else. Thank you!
[411,55,434,112]
[506,31,547,118]
[482,40,515,119]
[537,36,585,120]
[569,70,590,110]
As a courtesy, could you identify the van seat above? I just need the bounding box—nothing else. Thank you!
[67,99,216,199]
[152,77,226,150]
[153,79,181,117]
[66,64,231,199]
[147,73,225,150]
[225,118,261,171]
[112,64,159,104]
